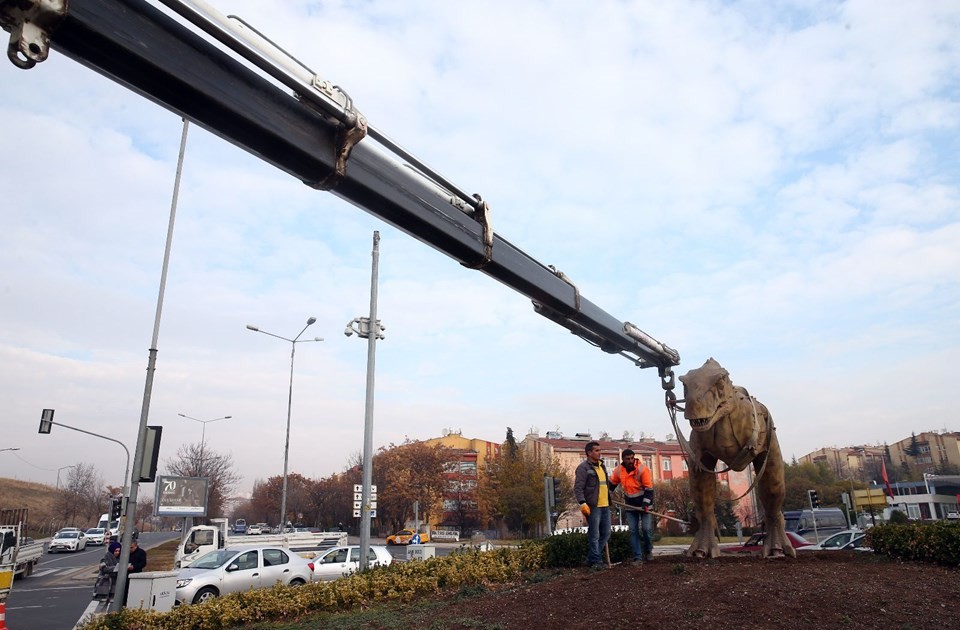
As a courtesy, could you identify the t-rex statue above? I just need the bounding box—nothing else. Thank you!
[678,358,794,558]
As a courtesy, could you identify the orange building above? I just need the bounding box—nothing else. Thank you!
[424,431,502,532]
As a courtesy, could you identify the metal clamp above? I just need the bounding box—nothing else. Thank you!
[2,0,67,69]
[548,265,581,311]
[311,112,368,191]
[460,194,494,269]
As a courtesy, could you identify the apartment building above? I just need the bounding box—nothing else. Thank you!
[520,431,755,530]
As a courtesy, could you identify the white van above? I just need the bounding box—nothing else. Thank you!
[783,508,848,543]
[96,513,120,537]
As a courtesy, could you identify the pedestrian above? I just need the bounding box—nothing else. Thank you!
[573,440,612,569]
[94,542,121,600]
[610,448,655,562]
[127,540,147,573]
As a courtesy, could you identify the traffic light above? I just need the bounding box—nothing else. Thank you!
[110,497,122,520]
[552,477,563,506]
[808,489,820,508]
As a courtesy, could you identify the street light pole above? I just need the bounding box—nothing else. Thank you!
[0,448,20,453]
[247,319,322,530]
[345,231,384,572]
[177,413,232,475]
[56,465,77,490]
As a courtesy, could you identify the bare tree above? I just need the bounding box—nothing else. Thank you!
[165,443,242,520]
[55,463,104,526]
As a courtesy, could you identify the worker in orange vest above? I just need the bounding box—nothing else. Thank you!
[610,449,654,562]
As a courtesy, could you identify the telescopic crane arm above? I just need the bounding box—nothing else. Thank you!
[1,0,680,371]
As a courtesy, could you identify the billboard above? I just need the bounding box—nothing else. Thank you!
[154,476,209,517]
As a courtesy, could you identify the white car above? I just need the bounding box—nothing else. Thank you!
[49,530,87,553]
[312,545,393,581]
[85,528,107,545]
[246,524,262,535]
[175,546,314,605]
[798,529,866,551]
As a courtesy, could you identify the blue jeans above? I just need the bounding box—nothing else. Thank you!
[626,509,653,560]
[586,506,611,565]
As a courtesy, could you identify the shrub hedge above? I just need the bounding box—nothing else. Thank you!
[865,521,960,566]
[78,545,546,630]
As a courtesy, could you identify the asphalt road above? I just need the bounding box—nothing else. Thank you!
[4,531,179,630]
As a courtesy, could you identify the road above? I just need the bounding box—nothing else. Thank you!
[4,531,178,630]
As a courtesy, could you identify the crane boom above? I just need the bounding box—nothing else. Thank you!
[1,0,679,370]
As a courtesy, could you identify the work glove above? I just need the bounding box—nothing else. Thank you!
[641,497,652,512]
[579,503,591,517]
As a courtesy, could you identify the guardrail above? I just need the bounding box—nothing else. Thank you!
[430,530,460,542]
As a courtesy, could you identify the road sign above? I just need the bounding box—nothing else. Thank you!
[369,509,376,518]
[353,501,361,510]
[354,484,362,493]
[354,492,362,501]
[353,510,361,518]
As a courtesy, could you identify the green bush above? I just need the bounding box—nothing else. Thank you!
[866,521,960,566]
[540,529,638,567]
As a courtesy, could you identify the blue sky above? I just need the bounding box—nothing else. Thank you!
[1,0,958,498]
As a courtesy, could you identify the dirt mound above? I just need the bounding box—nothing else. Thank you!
[420,552,956,629]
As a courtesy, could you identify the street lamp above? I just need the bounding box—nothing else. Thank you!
[246,317,322,530]
[177,413,232,474]
[56,464,77,490]
[345,231,384,571]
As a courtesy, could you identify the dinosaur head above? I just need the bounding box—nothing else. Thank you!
[678,358,731,432]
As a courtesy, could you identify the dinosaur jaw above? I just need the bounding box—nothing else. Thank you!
[687,414,720,432]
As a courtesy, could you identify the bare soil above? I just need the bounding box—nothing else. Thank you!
[375,552,957,629]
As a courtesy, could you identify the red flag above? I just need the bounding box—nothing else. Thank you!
[880,459,894,499]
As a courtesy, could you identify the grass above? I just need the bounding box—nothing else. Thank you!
[0,477,61,537]
[147,538,181,571]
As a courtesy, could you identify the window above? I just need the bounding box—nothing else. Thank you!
[460,462,477,475]
[682,460,688,471]
[907,505,921,519]
[263,549,288,567]
[235,551,258,571]
[603,457,619,470]
[663,459,671,471]
[349,548,379,562]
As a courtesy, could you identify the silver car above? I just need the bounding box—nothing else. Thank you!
[312,545,393,581]
[175,546,314,605]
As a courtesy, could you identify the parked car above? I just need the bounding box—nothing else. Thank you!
[798,529,865,551]
[386,529,430,545]
[85,528,107,545]
[722,531,812,554]
[246,524,262,535]
[312,545,393,581]
[946,512,960,521]
[174,546,314,605]
[49,530,87,553]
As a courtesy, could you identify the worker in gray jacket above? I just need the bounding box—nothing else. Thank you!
[573,440,613,568]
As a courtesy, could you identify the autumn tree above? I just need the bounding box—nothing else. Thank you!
[164,443,241,521]
[309,470,355,531]
[478,429,553,538]
[246,473,315,526]
[371,440,447,533]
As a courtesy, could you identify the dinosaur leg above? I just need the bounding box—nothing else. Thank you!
[685,455,720,558]
[756,434,795,558]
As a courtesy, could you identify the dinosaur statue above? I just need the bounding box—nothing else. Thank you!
[678,358,794,559]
